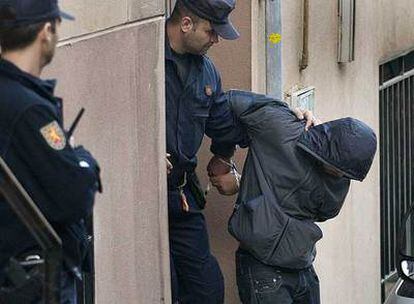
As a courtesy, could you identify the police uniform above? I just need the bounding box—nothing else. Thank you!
[165,0,242,303]
[0,2,100,303]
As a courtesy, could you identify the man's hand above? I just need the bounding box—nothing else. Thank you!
[210,172,239,196]
[292,108,322,131]
[166,153,173,175]
[207,155,232,177]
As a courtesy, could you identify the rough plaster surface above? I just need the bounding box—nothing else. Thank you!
[379,0,414,60]
[128,0,165,22]
[59,0,164,39]
[59,0,128,39]
[45,20,169,304]
[282,0,414,303]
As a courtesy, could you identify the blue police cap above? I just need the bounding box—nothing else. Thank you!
[180,0,239,40]
[0,0,74,27]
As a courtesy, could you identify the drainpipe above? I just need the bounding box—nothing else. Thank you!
[266,0,283,100]
[300,0,309,70]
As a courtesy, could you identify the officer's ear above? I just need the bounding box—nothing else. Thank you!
[38,24,51,43]
[181,16,195,33]
[39,19,59,42]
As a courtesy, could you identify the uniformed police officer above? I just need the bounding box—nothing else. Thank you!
[0,1,101,303]
[166,1,315,303]
[166,1,241,302]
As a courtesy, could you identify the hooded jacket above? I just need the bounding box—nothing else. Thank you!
[223,90,377,269]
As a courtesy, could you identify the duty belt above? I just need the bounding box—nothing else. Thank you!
[168,172,190,212]
[168,171,207,211]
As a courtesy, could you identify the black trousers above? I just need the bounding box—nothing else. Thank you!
[168,186,224,304]
[236,249,320,304]
[33,271,77,304]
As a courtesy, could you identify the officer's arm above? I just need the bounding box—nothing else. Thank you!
[206,88,249,158]
[8,105,100,224]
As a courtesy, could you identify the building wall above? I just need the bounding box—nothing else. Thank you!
[282,1,414,303]
[378,0,414,60]
[45,1,169,303]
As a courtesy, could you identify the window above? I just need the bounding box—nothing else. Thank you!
[379,48,414,302]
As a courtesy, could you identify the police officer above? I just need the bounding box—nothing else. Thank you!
[166,1,314,303]
[0,1,101,303]
[166,1,241,302]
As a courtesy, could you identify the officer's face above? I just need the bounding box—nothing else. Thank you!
[182,18,219,55]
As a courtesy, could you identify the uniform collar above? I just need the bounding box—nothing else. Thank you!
[0,58,58,100]
[165,32,204,71]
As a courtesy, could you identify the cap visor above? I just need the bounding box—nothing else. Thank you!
[212,21,240,40]
[60,11,75,21]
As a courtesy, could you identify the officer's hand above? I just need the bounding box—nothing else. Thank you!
[210,172,239,196]
[74,146,103,193]
[292,108,322,131]
[166,153,173,175]
[207,155,231,177]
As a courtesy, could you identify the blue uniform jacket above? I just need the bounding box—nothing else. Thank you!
[0,59,101,278]
[165,37,246,189]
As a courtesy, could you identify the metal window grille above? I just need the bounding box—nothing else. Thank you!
[379,49,414,302]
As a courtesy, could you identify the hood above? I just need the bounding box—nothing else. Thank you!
[297,117,377,181]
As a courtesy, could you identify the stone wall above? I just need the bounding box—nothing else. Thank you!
[45,1,169,303]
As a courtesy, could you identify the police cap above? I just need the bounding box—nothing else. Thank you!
[0,0,74,27]
[180,0,239,40]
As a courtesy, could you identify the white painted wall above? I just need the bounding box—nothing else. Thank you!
[282,1,414,303]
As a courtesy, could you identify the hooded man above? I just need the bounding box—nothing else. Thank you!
[208,90,377,304]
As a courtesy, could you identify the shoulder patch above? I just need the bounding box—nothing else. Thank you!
[40,121,66,150]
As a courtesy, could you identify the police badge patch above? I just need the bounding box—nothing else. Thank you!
[40,121,66,150]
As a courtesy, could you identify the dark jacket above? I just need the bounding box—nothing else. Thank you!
[223,90,376,269]
[165,36,248,194]
[0,59,100,278]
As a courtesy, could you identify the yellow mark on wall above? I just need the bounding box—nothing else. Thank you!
[268,33,282,45]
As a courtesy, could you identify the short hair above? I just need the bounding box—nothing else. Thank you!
[169,0,201,25]
[0,5,56,52]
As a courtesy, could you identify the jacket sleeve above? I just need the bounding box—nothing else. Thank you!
[8,104,100,224]
[206,80,249,157]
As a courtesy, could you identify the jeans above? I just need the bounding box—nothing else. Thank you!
[236,249,320,304]
[169,185,224,304]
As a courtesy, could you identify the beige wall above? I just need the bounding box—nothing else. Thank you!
[378,0,414,60]
[45,1,169,303]
[283,1,414,303]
